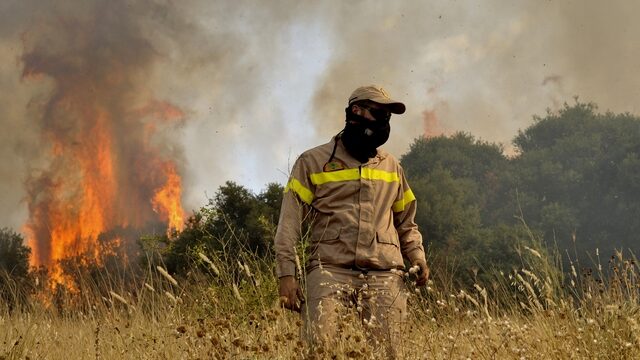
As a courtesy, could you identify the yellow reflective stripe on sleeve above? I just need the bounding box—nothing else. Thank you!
[361,168,400,183]
[284,178,314,204]
[310,168,399,185]
[392,189,416,212]
[310,168,360,185]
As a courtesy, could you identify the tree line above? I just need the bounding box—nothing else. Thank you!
[402,101,640,283]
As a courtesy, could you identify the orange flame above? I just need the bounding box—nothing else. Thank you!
[152,161,186,232]
[26,108,120,286]
[423,100,450,138]
[23,93,186,287]
[20,7,187,290]
[423,108,442,138]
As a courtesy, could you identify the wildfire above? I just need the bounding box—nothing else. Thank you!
[24,99,186,287]
[20,16,186,288]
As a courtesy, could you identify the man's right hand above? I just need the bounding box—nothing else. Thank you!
[279,276,305,312]
[412,260,430,287]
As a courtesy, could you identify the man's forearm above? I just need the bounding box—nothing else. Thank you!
[274,190,305,278]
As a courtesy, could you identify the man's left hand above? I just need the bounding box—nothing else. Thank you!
[413,260,430,286]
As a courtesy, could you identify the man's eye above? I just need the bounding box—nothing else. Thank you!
[370,108,390,121]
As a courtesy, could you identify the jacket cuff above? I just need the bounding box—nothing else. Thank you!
[276,260,297,278]
[405,248,426,266]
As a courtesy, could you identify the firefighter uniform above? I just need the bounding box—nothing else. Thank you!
[274,133,427,354]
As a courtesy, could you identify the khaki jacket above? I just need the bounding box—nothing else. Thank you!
[274,136,426,278]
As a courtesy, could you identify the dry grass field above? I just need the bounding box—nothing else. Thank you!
[1,245,639,359]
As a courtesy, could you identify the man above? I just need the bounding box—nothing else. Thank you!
[274,85,429,356]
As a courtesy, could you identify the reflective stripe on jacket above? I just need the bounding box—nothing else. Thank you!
[274,136,426,278]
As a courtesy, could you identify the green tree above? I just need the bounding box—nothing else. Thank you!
[0,228,30,278]
[0,228,32,310]
[410,167,481,254]
[162,182,283,274]
[402,132,510,225]
[401,133,522,285]
[511,102,640,258]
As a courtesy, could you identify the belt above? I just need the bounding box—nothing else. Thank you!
[305,262,398,274]
[345,264,395,273]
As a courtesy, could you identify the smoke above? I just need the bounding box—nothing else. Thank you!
[1,0,640,248]
[311,0,640,155]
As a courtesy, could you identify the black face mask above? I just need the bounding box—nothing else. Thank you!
[341,107,391,163]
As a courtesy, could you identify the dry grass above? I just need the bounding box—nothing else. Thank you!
[1,245,639,359]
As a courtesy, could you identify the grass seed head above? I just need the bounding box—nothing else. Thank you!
[233,283,244,302]
[157,266,179,287]
[165,291,179,304]
[198,252,221,276]
[109,291,128,306]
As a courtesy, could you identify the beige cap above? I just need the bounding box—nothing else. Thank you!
[348,85,406,114]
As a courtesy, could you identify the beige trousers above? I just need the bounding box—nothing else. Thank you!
[302,265,408,358]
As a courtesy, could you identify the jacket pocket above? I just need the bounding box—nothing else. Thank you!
[311,226,341,244]
[376,228,399,247]
[308,227,343,263]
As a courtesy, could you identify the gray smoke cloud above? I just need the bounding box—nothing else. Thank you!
[1,0,639,242]
[312,0,640,157]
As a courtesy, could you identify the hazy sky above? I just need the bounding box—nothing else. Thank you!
[1,0,640,230]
